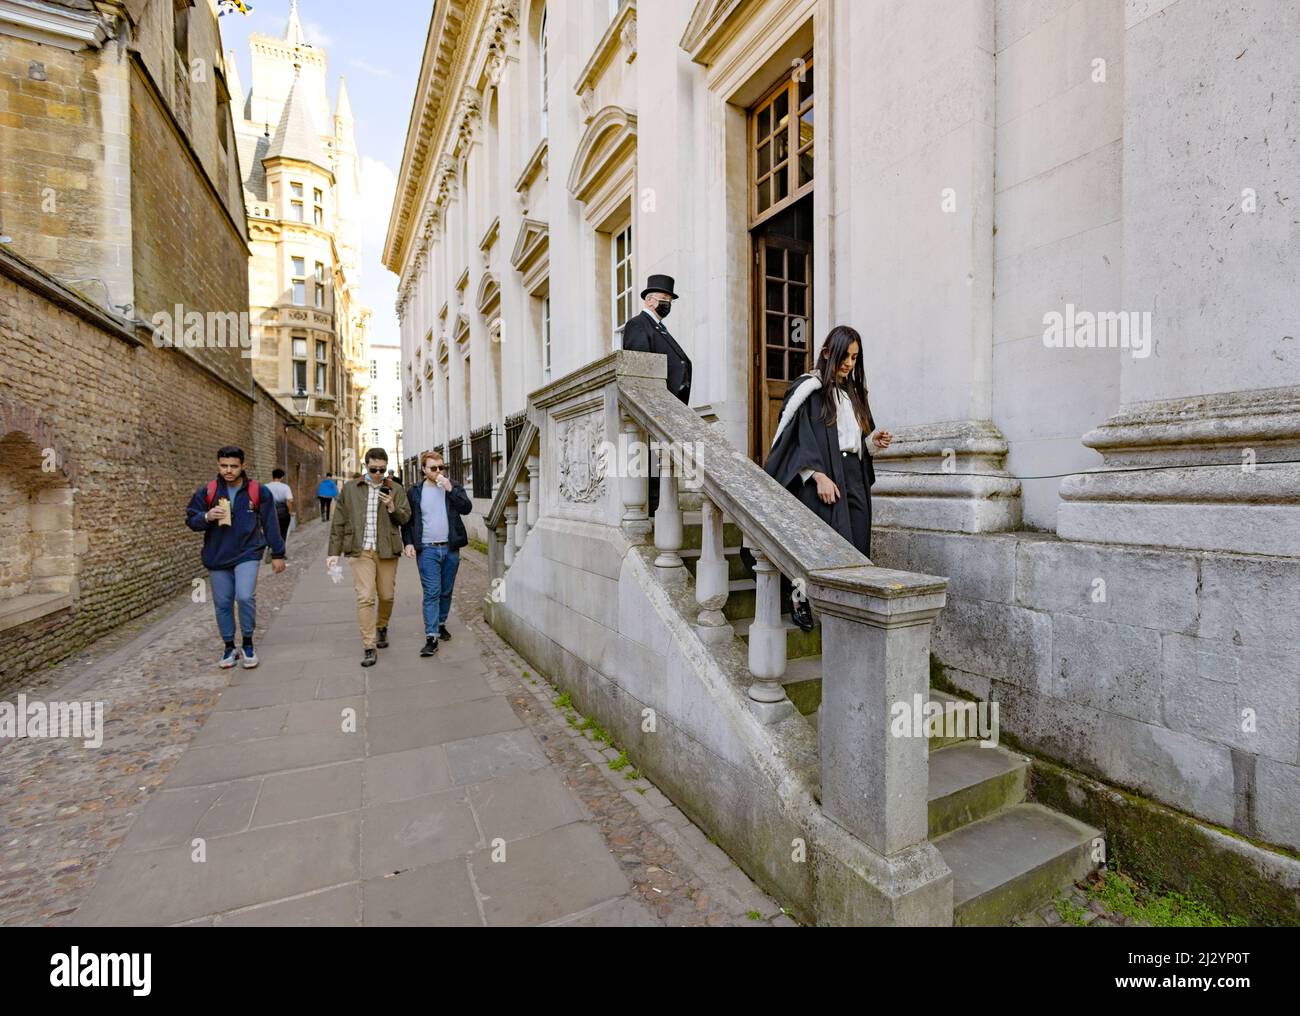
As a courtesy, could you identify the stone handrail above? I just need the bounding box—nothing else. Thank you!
[485,349,949,860]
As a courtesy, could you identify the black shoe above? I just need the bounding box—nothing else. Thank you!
[361,648,378,667]
[376,627,389,649]
[790,599,815,633]
[438,625,451,642]
[420,636,439,657]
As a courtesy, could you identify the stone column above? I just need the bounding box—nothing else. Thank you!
[1057,2,1300,556]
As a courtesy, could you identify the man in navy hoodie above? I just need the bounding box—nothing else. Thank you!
[186,446,286,669]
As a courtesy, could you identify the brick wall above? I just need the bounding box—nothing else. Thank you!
[0,264,255,689]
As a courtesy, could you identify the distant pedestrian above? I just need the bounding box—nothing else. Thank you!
[326,448,412,667]
[402,450,473,657]
[266,468,295,542]
[316,472,338,520]
[186,446,286,669]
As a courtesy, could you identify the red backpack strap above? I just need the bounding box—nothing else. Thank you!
[247,480,261,511]
[205,480,218,508]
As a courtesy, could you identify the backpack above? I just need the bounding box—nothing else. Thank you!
[205,478,263,511]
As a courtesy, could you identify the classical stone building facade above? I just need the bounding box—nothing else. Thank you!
[0,0,322,686]
[230,0,370,474]
[387,0,1297,922]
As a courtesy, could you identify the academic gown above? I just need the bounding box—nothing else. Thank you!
[762,373,876,556]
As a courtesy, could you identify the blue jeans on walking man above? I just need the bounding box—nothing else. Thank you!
[210,559,261,644]
[416,545,460,636]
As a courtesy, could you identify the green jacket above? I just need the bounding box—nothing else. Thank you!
[328,477,412,559]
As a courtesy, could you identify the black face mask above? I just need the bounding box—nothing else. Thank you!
[656,300,672,319]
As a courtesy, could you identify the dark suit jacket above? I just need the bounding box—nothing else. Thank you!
[620,310,692,404]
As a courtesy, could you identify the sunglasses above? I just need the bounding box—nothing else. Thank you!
[367,465,386,474]
[425,464,445,472]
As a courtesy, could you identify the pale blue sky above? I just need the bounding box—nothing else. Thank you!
[217,0,432,347]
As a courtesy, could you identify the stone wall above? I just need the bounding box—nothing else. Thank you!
[871,527,1300,855]
[129,57,252,396]
[0,256,254,689]
[0,31,134,313]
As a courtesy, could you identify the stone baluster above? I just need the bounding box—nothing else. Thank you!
[514,479,531,547]
[620,415,650,531]
[526,453,540,529]
[504,505,517,567]
[746,547,793,723]
[653,446,684,572]
[694,495,731,644]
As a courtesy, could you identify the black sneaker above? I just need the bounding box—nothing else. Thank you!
[790,599,815,633]
[420,636,439,658]
[376,627,389,649]
[438,625,451,642]
[361,648,378,668]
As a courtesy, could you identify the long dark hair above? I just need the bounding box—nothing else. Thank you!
[813,325,874,433]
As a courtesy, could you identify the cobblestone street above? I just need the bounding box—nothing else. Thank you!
[0,520,793,927]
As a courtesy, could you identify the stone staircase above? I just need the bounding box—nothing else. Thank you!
[679,506,1101,926]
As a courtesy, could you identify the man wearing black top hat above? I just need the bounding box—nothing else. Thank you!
[620,275,693,517]
[620,274,692,404]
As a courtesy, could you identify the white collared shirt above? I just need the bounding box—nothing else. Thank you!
[799,387,864,483]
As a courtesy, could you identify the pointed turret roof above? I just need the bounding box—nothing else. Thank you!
[335,76,353,122]
[285,0,307,46]
[264,69,332,172]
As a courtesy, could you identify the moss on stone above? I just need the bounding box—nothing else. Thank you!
[1028,757,1300,927]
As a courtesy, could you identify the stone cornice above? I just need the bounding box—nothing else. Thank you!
[387,0,520,284]
[574,0,637,110]
[0,0,111,50]
[679,0,758,65]
[514,137,548,196]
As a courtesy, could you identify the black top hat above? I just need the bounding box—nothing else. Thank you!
[640,274,679,300]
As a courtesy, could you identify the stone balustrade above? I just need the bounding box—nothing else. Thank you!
[485,350,950,867]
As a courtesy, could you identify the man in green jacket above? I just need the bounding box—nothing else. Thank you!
[326,448,413,667]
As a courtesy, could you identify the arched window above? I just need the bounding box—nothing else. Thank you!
[539,5,549,137]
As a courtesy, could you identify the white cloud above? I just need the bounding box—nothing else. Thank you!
[303,20,333,48]
[351,59,393,78]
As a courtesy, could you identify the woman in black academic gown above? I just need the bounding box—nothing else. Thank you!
[763,325,892,630]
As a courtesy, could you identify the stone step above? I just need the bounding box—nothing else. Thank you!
[780,663,976,750]
[927,741,1030,838]
[734,614,821,660]
[679,514,745,551]
[681,545,752,581]
[933,803,1102,926]
[722,579,756,621]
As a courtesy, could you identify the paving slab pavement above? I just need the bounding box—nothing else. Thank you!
[58,526,791,927]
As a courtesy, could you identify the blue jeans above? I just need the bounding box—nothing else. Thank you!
[416,545,460,637]
[210,559,261,644]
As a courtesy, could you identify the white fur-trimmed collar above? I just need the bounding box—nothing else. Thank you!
[769,373,822,449]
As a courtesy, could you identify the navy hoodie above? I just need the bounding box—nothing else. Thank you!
[186,475,286,570]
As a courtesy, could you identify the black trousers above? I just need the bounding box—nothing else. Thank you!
[318,496,332,521]
[779,451,873,613]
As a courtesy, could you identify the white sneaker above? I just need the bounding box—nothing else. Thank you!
[219,647,242,669]
[240,648,259,669]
